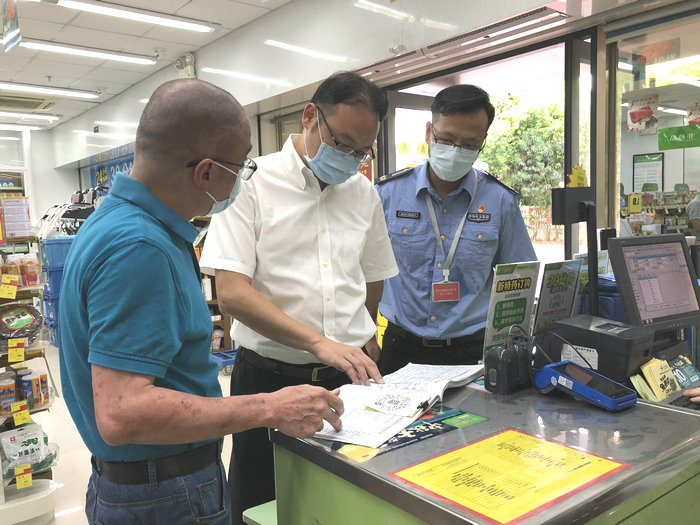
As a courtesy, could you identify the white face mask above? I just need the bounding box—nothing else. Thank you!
[429,142,480,182]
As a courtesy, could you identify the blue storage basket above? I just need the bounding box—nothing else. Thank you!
[40,236,75,268]
[45,320,59,348]
[44,295,59,323]
[43,266,64,295]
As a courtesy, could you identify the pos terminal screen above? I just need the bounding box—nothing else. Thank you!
[620,242,699,324]
[551,362,632,399]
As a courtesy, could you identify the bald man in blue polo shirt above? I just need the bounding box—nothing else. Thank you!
[58,79,343,525]
[376,85,536,374]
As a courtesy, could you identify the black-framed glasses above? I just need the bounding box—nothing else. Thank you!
[430,124,486,153]
[317,107,375,164]
[185,157,257,180]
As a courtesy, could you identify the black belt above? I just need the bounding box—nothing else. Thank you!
[92,441,220,485]
[388,322,484,348]
[239,346,341,382]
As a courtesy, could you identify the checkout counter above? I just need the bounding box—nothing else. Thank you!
[272,384,700,524]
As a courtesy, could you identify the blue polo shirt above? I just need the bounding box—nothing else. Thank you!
[58,174,220,462]
[376,162,536,339]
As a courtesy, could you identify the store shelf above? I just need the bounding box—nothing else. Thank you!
[0,479,57,524]
[621,82,700,106]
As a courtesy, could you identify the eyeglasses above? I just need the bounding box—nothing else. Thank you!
[430,124,486,153]
[185,157,257,180]
[317,107,375,164]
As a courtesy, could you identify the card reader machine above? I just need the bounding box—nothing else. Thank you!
[534,360,637,411]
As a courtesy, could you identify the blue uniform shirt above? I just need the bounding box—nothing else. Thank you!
[376,162,536,339]
[59,174,220,462]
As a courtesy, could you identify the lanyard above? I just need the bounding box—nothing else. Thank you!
[424,175,478,282]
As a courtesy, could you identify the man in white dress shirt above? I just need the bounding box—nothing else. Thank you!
[200,71,398,524]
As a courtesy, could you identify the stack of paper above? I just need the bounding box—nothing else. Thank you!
[314,363,483,448]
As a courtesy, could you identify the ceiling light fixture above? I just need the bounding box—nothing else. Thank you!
[0,136,21,141]
[22,0,218,33]
[420,18,457,31]
[658,106,688,116]
[73,129,135,140]
[0,110,61,121]
[138,98,149,104]
[264,40,348,62]
[201,67,293,87]
[94,120,139,127]
[0,124,42,131]
[0,81,99,99]
[20,39,157,65]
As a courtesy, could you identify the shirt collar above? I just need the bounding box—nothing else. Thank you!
[109,173,199,244]
[415,161,478,199]
[281,135,315,190]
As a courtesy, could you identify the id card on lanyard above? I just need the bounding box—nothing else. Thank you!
[425,175,478,303]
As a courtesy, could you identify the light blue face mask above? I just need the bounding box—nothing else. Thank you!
[429,142,480,182]
[304,119,362,185]
[205,165,242,216]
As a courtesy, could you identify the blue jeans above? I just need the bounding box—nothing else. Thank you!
[85,458,231,524]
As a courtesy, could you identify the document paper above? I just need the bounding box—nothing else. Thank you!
[314,363,483,448]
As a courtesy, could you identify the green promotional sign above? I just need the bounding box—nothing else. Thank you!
[658,125,700,150]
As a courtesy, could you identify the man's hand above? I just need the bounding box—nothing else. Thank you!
[364,335,381,362]
[310,339,384,385]
[683,387,700,403]
[266,386,344,438]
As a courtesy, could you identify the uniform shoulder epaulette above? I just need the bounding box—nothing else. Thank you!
[484,171,520,196]
[376,166,414,185]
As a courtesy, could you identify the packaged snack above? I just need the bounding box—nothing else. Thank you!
[0,377,15,416]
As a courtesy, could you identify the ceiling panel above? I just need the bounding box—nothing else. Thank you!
[21,59,96,78]
[10,71,81,88]
[82,66,151,85]
[70,77,134,96]
[54,25,139,50]
[16,1,79,24]
[0,55,32,74]
[175,0,268,30]
[14,18,65,40]
[68,12,154,37]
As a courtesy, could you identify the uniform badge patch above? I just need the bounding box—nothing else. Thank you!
[397,210,421,220]
[467,213,491,222]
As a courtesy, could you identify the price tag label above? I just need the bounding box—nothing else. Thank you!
[0,274,19,299]
[14,465,32,489]
[11,400,31,425]
[629,194,642,213]
[8,338,25,362]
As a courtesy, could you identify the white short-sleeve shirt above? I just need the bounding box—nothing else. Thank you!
[200,136,399,364]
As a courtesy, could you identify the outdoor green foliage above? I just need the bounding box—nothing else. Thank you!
[480,94,565,240]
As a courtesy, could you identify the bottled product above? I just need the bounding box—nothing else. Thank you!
[20,253,41,286]
[3,254,23,287]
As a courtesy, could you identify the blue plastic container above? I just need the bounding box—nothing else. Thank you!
[45,319,59,348]
[42,266,64,295]
[44,296,59,323]
[40,236,75,268]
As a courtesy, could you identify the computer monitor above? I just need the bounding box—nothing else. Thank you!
[607,234,700,333]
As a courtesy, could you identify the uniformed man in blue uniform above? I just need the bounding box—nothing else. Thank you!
[376,84,537,374]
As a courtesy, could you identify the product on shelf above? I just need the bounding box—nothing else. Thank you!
[0,376,14,416]
[0,304,44,352]
[0,423,57,480]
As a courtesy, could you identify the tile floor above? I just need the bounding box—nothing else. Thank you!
[8,344,233,525]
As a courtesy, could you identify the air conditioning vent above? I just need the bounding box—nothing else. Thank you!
[0,94,55,110]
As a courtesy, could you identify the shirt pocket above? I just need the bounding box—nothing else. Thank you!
[453,223,500,288]
[387,218,431,273]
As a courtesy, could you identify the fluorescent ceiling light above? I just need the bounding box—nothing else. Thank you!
[73,129,135,140]
[0,110,60,121]
[264,40,348,62]
[138,98,149,104]
[201,67,293,87]
[354,0,414,22]
[21,0,218,33]
[658,106,688,116]
[618,61,634,71]
[94,120,139,127]
[0,81,99,99]
[0,124,41,131]
[420,18,457,31]
[0,136,20,141]
[20,39,157,65]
